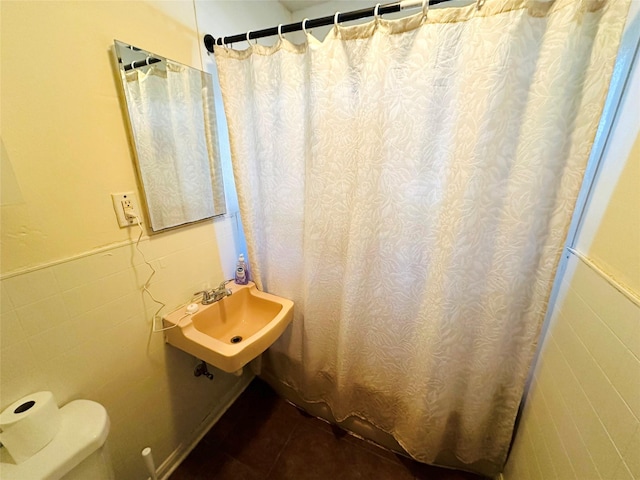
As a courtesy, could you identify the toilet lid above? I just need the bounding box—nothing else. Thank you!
[0,400,110,480]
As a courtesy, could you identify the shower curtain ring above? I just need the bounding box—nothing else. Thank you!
[246,30,256,47]
[278,24,285,41]
[334,12,340,29]
[422,0,429,20]
[476,0,485,9]
[302,18,310,36]
[374,3,381,22]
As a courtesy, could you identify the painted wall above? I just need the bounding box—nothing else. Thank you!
[1,0,203,273]
[0,1,290,478]
[582,132,640,295]
[195,0,295,272]
[503,5,640,479]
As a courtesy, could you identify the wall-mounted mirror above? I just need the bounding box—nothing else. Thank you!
[113,40,226,233]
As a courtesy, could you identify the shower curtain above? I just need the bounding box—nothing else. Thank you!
[215,0,628,475]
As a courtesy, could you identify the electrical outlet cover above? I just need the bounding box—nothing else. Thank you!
[111,192,141,227]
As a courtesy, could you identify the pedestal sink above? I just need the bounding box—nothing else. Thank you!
[163,282,293,373]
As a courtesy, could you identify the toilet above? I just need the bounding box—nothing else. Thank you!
[0,399,114,480]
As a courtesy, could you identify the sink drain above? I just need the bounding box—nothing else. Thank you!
[230,336,243,344]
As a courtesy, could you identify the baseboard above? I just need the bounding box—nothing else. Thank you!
[148,373,254,480]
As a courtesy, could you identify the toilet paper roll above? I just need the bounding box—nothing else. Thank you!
[0,391,61,463]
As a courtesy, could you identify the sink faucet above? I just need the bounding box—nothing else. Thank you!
[195,280,233,305]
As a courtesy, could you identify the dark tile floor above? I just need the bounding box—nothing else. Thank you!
[170,378,487,480]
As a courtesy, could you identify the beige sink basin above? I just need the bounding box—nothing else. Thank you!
[163,282,293,373]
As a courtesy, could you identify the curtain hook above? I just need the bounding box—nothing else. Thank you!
[334,12,340,29]
[302,18,310,36]
[246,30,256,47]
[422,0,429,20]
[374,3,381,22]
[216,37,226,51]
[278,24,285,41]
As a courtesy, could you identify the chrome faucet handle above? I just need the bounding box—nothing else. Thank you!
[217,279,233,291]
[194,290,214,302]
[194,281,233,305]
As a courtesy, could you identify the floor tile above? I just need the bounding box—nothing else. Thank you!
[172,449,261,480]
[267,422,414,480]
[169,441,216,479]
[217,389,303,473]
[398,455,486,480]
[170,379,488,480]
[199,452,262,480]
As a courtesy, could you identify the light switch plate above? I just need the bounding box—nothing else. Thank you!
[111,192,141,227]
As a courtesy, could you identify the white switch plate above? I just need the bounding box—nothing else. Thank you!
[111,192,141,227]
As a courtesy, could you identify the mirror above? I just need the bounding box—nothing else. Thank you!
[113,40,226,233]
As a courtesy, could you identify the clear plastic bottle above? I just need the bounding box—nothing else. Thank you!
[235,254,249,285]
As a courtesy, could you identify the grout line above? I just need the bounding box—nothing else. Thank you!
[564,315,640,424]
[264,408,303,479]
[215,453,262,480]
[529,394,560,480]
[546,335,604,477]
[552,319,632,465]
[566,278,639,363]
[524,424,544,480]
[535,380,580,479]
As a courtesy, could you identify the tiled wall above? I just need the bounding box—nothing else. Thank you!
[503,253,640,479]
[0,220,252,479]
[503,5,639,477]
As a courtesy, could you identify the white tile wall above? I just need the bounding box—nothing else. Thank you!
[503,254,640,480]
[0,219,253,479]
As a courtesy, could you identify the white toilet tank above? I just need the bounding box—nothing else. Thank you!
[0,399,114,480]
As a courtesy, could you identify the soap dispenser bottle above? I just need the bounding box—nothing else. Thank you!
[235,254,249,285]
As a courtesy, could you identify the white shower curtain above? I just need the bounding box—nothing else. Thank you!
[215,0,628,475]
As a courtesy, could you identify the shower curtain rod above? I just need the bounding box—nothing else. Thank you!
[203,0,455,53]
[123,57,161,71]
